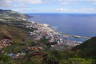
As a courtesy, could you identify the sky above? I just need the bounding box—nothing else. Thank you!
[0,0,96,13]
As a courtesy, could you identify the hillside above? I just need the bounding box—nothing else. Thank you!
[0,9,31,43]
[73,37,96,57]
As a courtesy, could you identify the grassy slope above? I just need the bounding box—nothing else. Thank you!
[0,24,28,42]
[73,37,96,57]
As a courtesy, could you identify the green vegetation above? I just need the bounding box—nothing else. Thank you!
[73,37,96,58]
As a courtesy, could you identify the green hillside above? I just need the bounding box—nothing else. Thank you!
[73,37,96,58]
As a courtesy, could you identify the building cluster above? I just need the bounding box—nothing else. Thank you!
[51,40,80,50]
[8,46,45,59]
[0,39,12,49]
[26,21,60,42]
[27,46,43,51]
[26,21,80,48]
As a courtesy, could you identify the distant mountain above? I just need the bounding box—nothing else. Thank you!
[73,37,96,57]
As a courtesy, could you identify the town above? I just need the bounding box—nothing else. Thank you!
[26,21,80,48]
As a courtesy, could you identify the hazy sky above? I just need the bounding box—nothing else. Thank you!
[0,0,96,13]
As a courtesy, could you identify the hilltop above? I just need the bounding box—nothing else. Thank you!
[0,9,27,21]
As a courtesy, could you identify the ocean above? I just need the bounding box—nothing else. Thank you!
[28,13,96,39]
